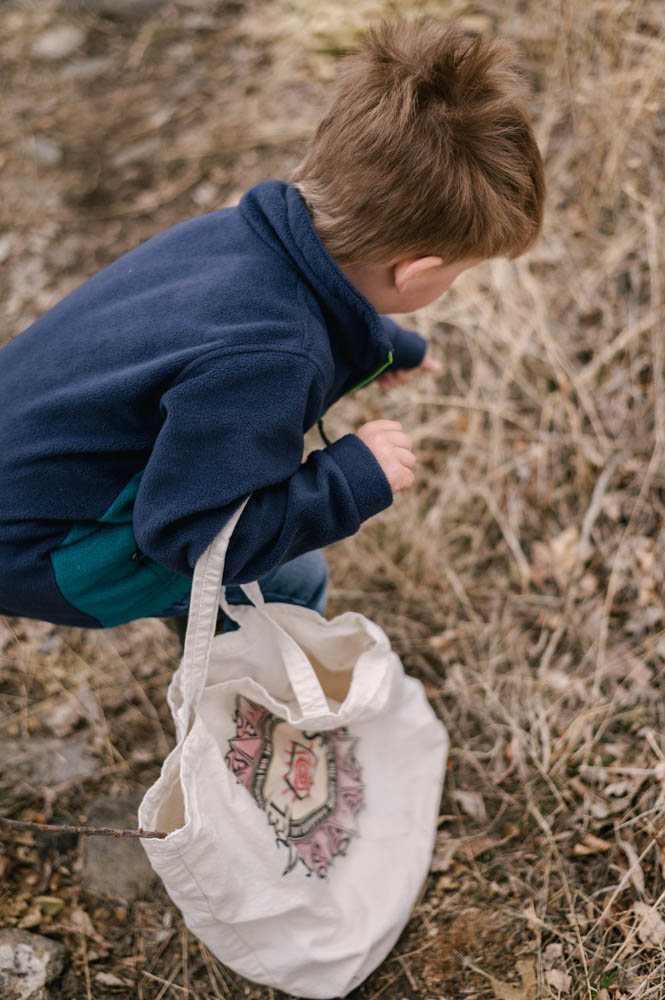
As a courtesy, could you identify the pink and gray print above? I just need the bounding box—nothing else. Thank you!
[225,695,364,877]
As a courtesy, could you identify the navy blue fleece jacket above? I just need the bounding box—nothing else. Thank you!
[0,181,426,627]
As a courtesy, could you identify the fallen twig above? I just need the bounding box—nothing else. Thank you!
[0,816,166,839]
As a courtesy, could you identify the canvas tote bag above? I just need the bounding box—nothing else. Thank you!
[139,503,448,999]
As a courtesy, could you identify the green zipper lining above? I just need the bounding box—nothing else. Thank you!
[319,351,394,419]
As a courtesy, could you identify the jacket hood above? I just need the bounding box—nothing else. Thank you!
[239,180,393,374]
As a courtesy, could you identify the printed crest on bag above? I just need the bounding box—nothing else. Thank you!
[225,695,364,877]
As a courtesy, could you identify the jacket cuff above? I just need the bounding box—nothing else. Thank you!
[380,316,427,370]
[325,433,393,522]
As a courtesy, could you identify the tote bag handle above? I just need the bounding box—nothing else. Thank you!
[181,500,330,731]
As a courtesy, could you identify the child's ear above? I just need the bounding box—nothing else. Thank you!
[393,257,445,294]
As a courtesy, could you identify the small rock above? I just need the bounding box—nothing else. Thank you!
[3,736,98,786]
[25,136,64,169]
[0,928,67,1000]
[62,56,113,80]
[191,181,218,207]
[32,26,86,62]
[83,794,156,901]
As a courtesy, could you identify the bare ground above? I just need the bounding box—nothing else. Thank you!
[1,1,664,998]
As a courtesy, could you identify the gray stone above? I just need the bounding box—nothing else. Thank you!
[82,794,156,901]
[25,136,63,168]
[0,928,67,1000]
[32,26,86,61]
[62,56,113,80]
[2,737,98,787]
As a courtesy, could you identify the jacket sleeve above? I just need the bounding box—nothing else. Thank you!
[133,350,393,582]
[380,316,427,370]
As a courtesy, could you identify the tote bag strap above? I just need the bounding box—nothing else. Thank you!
[181,500,251,731]
[218,587,331,718]
[182,500,329,731]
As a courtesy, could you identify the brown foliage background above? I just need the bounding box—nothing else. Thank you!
[1,1,664,997]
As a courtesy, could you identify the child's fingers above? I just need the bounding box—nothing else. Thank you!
[392,466,415,491]
[387,431,413,450]
[395,447,416,469]
[419,355,442,373]
[359,419,404,431]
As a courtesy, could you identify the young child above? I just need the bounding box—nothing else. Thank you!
[0,18,544,630]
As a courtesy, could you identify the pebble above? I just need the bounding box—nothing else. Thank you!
[0,928,67,1000]
[25,136,64,169]
[63,56,113,80]
[3,736,98,786]
[191,181,218,207]
[83,794,157,901]
[32,26,86,62]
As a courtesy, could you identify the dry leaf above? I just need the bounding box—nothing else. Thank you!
[569,776,590,799]
[431,833,496,872]
[490,978,530,1000]
[542,942,563,965]
[603,781,629,796]
[95,972,129,987]
[634,902,665,947]
[490,957,536,1000]
[33,895,64,917]
[532,527,580,588]
[618,838,645,895]
[516,959,536,989]
[546,968,572,991]
[69,906,112,947]
[18,905,43,928]
[550,526,580,587]
[460,835,496,860]
[572,833,611,856]
[431,836,460,873]
[452,789,487,823]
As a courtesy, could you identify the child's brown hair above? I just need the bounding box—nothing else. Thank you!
[293,18,545,266]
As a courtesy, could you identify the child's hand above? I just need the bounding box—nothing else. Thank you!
[355,420,416,492]
[378,352,441,389]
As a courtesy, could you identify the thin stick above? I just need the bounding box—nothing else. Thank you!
[0,816,166,839]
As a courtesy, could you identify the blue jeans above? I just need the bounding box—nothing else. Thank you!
[160,549,329,627]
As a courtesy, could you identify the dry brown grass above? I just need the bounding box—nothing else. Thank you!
[1,0,664,997]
